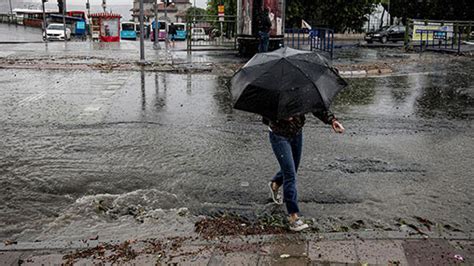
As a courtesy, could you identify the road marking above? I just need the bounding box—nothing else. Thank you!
[346,71,438,79]
[83,106,101,112]
[18,92,46,106]
[106,85,121,90]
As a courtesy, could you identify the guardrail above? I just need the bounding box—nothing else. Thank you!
[418,29,462,54]
[284,27,334,59]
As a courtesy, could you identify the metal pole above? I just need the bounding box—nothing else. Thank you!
[139,0,145,62]
[8,0,13,24]
[63,0,67,43]
[153,0,160,49]
[86,0,91,38]
[42,0,47,42]
[164,1,168,48]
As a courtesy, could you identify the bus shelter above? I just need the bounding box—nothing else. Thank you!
[90,13,121,42]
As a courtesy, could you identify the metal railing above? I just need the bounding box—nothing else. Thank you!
[418,29,462,54]
[405,19,473,52]
[284,27,334,59]
[186,15,236,51]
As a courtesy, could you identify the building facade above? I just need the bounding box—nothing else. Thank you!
[131,0,192,23]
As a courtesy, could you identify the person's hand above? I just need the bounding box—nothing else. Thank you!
[332,120,345,134]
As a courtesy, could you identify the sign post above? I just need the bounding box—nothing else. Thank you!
[218,4,224,43]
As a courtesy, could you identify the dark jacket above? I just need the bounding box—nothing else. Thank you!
[168,24,177,35]
[262,111,336,138]
[258,12,272,32]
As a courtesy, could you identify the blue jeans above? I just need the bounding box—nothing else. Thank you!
[269,131,303,214]
[258,31,269,53]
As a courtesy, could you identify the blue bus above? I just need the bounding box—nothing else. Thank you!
[174,23,186,40]
[120,22,137,40]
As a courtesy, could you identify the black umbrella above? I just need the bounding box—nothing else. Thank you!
[230,47,347,121]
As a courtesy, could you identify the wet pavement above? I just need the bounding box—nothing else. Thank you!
[0,23,43,43]
[0,23,473,251]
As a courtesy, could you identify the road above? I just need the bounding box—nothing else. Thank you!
[0,23,473,243]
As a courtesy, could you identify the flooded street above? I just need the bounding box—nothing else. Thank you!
[0,51,472,243]
[0,23,473,242]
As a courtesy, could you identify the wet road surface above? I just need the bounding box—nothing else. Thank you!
[0,55,472,242]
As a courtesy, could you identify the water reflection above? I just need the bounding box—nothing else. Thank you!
[388,76,410,103]
[213,76,233,115]
[329,72,473,120]
[333,78,376,106]
[154,73,166,110]
[416,86,473,119]
[114,71,472,125]
[141,70,146,110]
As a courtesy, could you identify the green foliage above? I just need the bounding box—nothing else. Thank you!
[207,0,237,17]
[388,0,474,22]
[286,0,381,33]
[185,7,207,20]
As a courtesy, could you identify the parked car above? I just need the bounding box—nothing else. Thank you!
[365,25,408,44]
[45,24,71,41]
[190,28,209,41]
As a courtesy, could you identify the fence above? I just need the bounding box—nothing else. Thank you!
[405,19,473,53]
[418,29,462,54]
[186,15,236,51]
[0,14,18,24]
[284,27,334,59]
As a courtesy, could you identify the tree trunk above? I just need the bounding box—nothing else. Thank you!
[379,8,385,29]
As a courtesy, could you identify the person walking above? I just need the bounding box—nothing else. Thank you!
[257,8,272,53]
[168,22,177,48]
[265,111,345,231]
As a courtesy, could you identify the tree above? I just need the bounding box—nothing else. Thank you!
[206,0,237,37]
[185,7,207,21]
[207,0,237,17]
[286,0,381,33]
[388,0,474,23]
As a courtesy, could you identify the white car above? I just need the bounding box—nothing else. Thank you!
[45,24,71,41]
[191,28,209,41]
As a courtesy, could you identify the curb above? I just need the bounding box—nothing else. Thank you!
[339,68,393,77]
[0,232,471,265]
[1,231,471,251]
[0,41,44,44]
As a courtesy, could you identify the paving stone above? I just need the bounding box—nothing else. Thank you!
[22,253,64,266]
[165,244,213,265]
[260,237,308,258]
[0,251,23,266]
[354,239,408,265]
[403,239,469,265]
[208,252,260,266]
[308,240,357,264]
[258,255,309,266]
[448,240,474,263]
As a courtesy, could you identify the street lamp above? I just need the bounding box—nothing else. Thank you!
[139,0,145,62]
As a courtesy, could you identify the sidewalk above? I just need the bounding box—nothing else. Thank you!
[1,231,471,265]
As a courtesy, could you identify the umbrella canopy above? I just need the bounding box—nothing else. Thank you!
[231,47,347,121]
